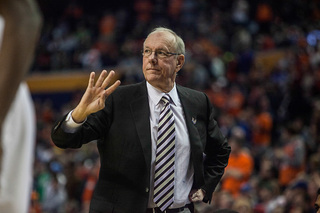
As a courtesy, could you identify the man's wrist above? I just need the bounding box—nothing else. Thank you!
[71,108,87,123]
[62,110,86,133]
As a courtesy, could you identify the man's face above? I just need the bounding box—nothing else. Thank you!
[315,194,320,213]
[142,31,184,92]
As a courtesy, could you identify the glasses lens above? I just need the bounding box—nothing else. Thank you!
[142,49,178,58]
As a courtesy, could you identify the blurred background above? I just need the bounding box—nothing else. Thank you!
[28,0,320,212]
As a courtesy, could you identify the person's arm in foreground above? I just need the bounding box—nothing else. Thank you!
[0,0,42,137]
[0,0,42,211]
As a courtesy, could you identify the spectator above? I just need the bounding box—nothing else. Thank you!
[232,196,253,213]
[42,174,67,213]
[221,136,254,197]
[212,191,234,210]
[275,124,306,188]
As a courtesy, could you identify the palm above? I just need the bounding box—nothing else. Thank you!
[82,85,107,114]
[73,70,120,122]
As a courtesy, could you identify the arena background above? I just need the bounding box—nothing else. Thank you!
[27,1,320,212]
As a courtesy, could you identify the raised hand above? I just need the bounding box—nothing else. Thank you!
[72,70,121,123]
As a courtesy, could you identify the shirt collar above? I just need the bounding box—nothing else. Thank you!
[146,82,178,106]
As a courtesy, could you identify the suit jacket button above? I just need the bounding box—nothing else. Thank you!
[146,187,149,192]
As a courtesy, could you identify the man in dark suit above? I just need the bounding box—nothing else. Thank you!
[51,27,230,213]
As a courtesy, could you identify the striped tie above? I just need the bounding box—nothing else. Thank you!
[154,94,175,211]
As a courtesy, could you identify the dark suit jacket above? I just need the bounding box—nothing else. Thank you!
[51,81,230,213]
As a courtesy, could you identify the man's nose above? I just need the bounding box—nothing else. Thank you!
[148,53,157,63]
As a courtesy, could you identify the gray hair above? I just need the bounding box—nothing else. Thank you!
[146,27,185,55]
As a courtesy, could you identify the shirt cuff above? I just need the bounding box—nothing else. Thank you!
[63,110,86,133]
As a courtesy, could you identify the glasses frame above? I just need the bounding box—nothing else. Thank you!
[141,49,181,58]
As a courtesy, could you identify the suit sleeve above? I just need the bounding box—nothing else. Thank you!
[202,93,231,202]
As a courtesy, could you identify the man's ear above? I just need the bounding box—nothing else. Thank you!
[176,55,185,69]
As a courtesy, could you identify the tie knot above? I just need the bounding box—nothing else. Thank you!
[161,94,171,105]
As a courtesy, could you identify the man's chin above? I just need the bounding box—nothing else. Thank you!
[145,73,161,82]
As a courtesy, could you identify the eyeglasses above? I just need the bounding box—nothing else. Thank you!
[141,49,180,58]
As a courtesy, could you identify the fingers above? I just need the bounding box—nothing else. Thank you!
[100,70,121,96]
[105,80,121,97]
[95,70,107,87]
[88,70,118,89]
[101,70,115,89]
[190,189,205,203]
[88,72,95,88]
[191,192,199,201]
[87,70,121,97]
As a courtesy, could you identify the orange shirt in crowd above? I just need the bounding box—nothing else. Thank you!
[252,112,273,146]
[221,150,254,197]
[278,139,305,186]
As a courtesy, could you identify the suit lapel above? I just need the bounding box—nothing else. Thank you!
[177,85,203,167]
[177,85,200,144]
[130,82,152,171]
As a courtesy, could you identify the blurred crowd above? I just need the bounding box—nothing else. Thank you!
[29,0,320,212]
